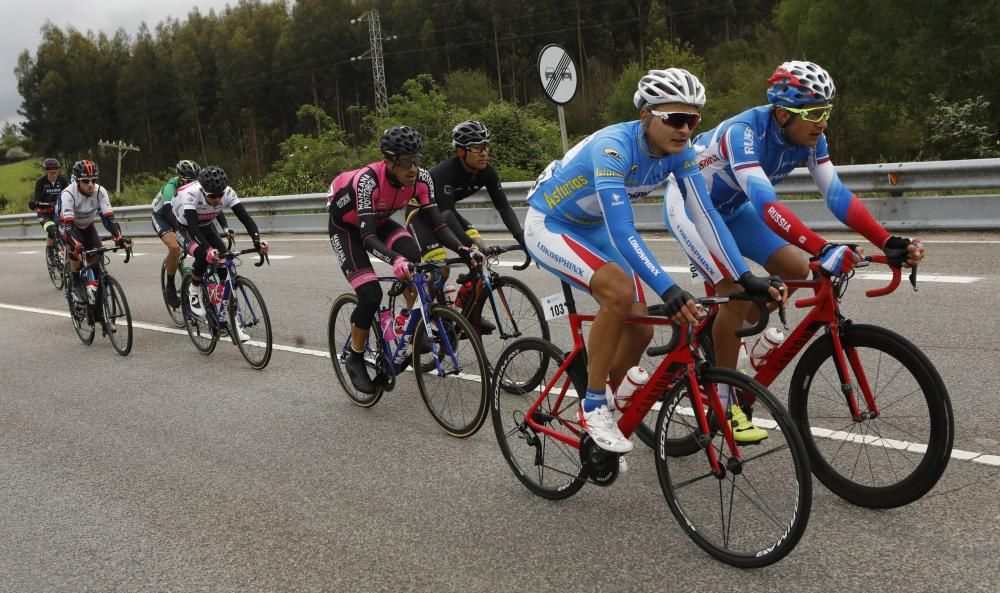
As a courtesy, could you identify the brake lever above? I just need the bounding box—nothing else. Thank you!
[909,265,918,291]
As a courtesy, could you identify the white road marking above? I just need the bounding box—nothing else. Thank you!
[17,251,40,254]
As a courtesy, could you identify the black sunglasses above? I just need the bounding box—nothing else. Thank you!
[393,154,423,169]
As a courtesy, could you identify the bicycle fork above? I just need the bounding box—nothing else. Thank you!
[828,324,880,421]
[687,366,744,479]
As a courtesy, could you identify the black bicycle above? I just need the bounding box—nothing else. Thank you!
[64,242,134,356]
[441,245,549,391]
[45,234,67,290]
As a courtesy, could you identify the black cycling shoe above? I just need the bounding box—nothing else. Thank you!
[478,318,496,335]
[165,281,181,308]
[345,350,376,394]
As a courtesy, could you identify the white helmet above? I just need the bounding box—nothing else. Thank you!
[767,61,836,106]
[633,68,706,110]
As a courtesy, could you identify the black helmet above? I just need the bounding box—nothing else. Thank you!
[43,157,61,170]
[72,160,99,179]
[175,159,201,180]
[451,120,490,149]
[379,125,422,157]
[198,165,229,194]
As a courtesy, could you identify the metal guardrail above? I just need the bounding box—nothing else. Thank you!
[3,158,1000,240]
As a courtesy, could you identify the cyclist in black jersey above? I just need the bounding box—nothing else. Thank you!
[407,121,523,332]
[409,120,524,258]
[29,158,69,266]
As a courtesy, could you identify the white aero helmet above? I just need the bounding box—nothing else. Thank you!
[633,68,706,110]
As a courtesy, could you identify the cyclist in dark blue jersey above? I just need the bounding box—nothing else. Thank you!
[525,68,782,453]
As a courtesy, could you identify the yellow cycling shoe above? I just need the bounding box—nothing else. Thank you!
[729,404,768,444]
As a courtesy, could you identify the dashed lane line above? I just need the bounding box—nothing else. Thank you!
[1,300,995,467]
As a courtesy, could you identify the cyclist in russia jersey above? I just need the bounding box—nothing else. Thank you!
[526,119,750,300]
[693,104,893,257]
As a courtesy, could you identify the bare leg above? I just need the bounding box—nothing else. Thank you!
[586,263,640,392]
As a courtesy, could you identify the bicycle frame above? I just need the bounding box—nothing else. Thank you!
[374,265,463,376]
[523,310,744,476]
[738,256,908,420]
[452,245,532,339]
[201,248,267,330]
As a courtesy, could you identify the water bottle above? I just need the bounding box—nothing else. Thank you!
[443,284,458,305]
[750,327,786,370]
[455,281,473,308]
[84,269,97,304]
[613,366,650,411]
[378,308,396,342]
[394,308,410,336]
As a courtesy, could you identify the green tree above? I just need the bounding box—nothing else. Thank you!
[475,101,561,180]
[925,95,999,159]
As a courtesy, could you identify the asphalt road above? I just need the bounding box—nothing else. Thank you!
[1,231,998,593]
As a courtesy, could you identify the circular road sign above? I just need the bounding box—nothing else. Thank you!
[537,44,578,105]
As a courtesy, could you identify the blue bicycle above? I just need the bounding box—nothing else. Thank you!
[328,258,490,438]
[180,239,273,369]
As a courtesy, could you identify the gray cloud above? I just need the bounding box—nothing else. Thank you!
[3,0,239,127]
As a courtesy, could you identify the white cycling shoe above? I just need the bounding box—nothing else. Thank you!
[578,404,633,453]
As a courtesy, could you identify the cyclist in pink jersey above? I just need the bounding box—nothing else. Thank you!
[328,125,481,394]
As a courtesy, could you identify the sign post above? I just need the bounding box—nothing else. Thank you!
[537,44,578,154]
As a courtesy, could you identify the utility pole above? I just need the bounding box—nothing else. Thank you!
[350,10,396,117]
[97,139,140,195]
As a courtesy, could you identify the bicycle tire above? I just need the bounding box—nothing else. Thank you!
[474,275,551,394]
[67,278,95,345]
[491,337,588,499]
[47,244,65,290]
[160,259,185,328]
[230,277,273,369]
[788,323,953,508]
[102,275,133,356]
[328,293,385,407]
[655,367,811,568]
[181,275,218,355]
[413,305,490,437]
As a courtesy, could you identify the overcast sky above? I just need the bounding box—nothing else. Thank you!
[3,0,243,128]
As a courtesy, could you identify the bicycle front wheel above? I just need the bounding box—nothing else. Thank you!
[101,275,133,356]
[161,259,185,328]
[413,305,489,438]
[656,367,811,568]
[789,323,953,508]
[476,275,550,394]
[328,293,385,407]
[230,277,272,369]
[181,276,218,355]
[491,337,587,499]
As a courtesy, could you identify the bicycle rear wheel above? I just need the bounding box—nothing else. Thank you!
[475,276,550,394]
[491,337,588,499]
[67,280,95,345]
[413,306,489,437]
[101,275,133,356]
[47,243,65,289]
[160,259,185,327]
[229,277,272,369]
[328,293,385,407]
[655,367,811,568]
[181,276,218,354]
[788,324,953,508]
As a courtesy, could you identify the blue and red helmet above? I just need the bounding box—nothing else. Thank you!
[766,61,836,107]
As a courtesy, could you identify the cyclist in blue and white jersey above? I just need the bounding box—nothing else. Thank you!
[665,61,925,442]
[525,68,783,453]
